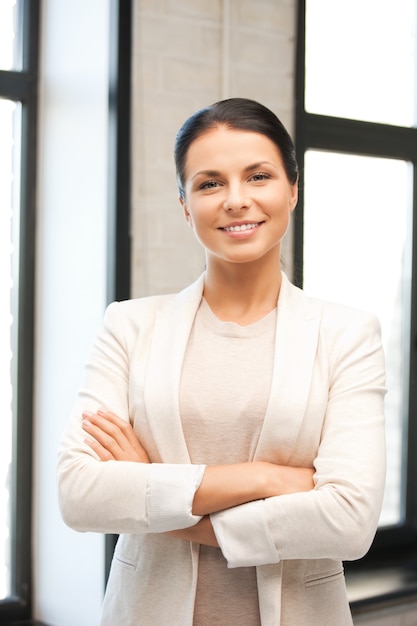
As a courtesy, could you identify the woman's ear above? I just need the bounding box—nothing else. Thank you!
[289,181,298,212]
[179,196,193,227]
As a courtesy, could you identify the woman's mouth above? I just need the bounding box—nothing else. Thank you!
[220,221,264,232]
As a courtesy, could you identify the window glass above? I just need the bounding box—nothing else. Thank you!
[0,99,21,599]
[0,0,22,71]
[303,150,413,527]
[305,0,417,127]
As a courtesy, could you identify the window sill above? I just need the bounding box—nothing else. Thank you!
[0,622,49,626]
[346,555,417,616]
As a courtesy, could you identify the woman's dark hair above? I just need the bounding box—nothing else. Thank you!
[174,97,299,200]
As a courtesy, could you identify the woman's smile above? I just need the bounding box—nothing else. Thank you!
[219,220,265,238]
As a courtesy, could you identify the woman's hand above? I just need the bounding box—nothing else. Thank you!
[82,409,150,463]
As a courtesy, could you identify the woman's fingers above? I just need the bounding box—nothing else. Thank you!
[83,430,116,461]
[82,409,150,463]
[98,410,148,455]
[82,414,122,459]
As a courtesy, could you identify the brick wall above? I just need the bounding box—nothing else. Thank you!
[131,0,297,296]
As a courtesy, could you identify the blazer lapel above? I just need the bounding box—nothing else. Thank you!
[143,272,321,466]
[254,274,322,465]
[143,275,205,463]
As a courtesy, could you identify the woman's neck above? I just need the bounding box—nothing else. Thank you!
[203,257,282,326]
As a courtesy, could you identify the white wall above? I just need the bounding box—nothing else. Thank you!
[34,1,110,624]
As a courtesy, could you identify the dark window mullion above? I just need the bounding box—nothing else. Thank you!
[293,0,306,289]
[304,113,417,161]
[0,70,32,100]
[22,0,41,76]
[11,95,38,623]
[405,165,417,527]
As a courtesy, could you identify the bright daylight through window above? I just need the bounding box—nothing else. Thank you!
[0,0,21,600]
[303,0,416,528]
[303,152,412,526]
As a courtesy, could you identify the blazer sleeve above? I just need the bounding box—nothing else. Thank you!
[57,301,205,535]
[211,310,386,568]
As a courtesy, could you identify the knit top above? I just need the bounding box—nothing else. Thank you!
[180,298,277,624]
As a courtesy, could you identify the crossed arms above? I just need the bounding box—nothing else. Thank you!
[82,409,315,547]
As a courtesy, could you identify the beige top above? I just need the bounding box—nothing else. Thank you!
[180,298,277,625]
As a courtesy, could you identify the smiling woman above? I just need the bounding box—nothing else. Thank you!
[58,98,386,626]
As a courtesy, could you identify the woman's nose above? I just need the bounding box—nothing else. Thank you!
[223,184,252,212]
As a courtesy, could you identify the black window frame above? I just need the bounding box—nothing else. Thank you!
[0,1,40,624]
[295,0,417,614]
[105,0,133,583]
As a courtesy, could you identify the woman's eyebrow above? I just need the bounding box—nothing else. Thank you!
[244,161,277,172]
[191,161,278,182]
[191,169,221,181]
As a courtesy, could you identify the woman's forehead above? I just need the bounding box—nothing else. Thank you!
[184,126,283,170]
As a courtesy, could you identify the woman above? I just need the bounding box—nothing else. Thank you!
[58,98,386,625]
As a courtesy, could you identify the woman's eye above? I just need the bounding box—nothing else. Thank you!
[249,172,271,182]
[200,180,220,190]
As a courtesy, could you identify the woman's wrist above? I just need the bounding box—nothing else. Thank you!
[192,463,264,515]
[191,461,315,517]
[258,462,315,497]
[254,461,285,499]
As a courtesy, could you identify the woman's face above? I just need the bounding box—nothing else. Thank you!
[180,126,298,267]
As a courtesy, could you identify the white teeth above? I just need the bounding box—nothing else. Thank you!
[224,223,258,232]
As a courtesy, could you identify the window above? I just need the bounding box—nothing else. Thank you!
[296,0,417,607]
[0,0,39,621]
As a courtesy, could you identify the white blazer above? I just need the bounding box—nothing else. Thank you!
[58,273,386,625]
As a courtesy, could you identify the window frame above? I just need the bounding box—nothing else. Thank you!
[105,0,133,584]
[0,1,40,623]
[295,0,417,612]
